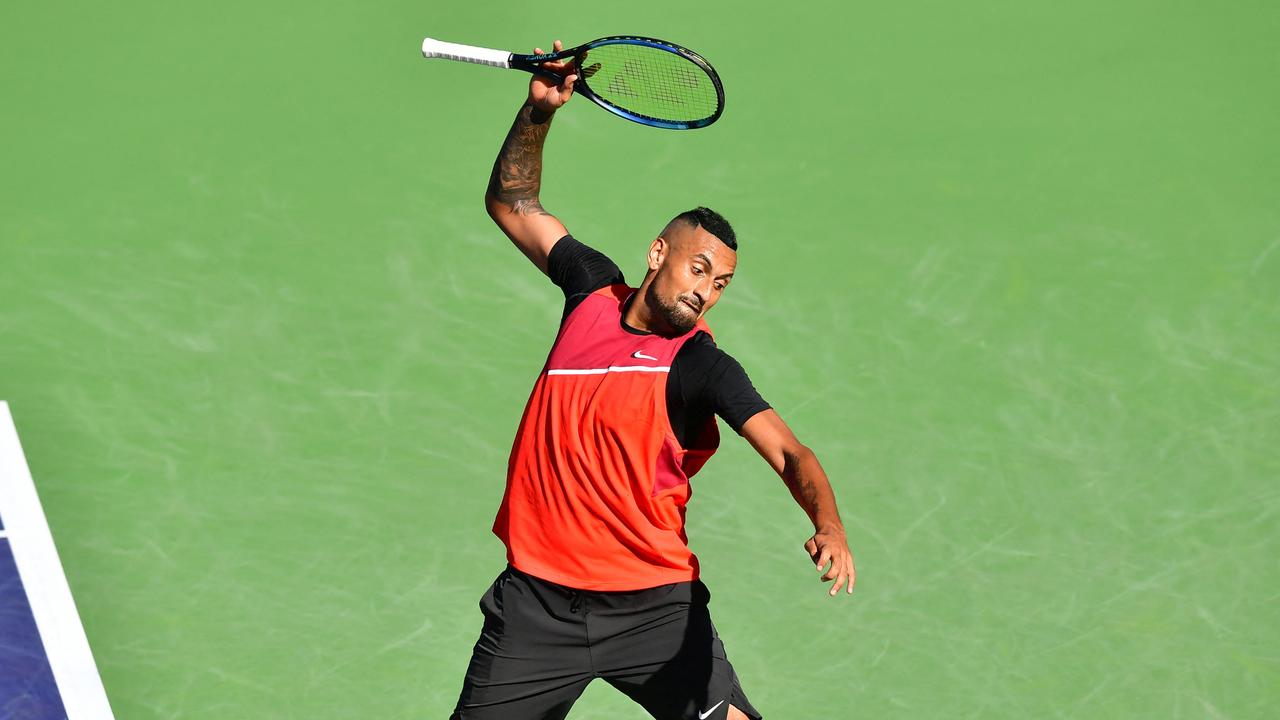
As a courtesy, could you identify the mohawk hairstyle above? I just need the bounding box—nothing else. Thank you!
[673,206,737,250]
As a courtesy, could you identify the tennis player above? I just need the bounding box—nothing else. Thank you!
[450,41,855,720]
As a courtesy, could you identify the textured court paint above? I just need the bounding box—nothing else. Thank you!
[1,0,1277,717]
[0,541,67,718]
[0,403,115,718]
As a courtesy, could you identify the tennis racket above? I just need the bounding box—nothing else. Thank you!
[421,36,725,130]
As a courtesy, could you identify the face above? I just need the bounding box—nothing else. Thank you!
[643,222,737,336]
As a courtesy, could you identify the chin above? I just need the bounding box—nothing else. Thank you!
[647,287,698,334]
[666,311,697,335]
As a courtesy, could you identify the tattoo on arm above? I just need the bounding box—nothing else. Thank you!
[487,104,554,216]
[785,467,821,513]
[782,449,816,506]
[796,475,821,509]
[781,446,842,530]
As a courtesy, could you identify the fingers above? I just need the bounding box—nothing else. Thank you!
[533,40,575,85]
[818,548,855,596]
[814,547,832,575]
[807,536,856,598]
[827,560,843,595]
[549,40,572,74]
[534,41,566,61]
[829,555,855,596]
[539,40,576,72]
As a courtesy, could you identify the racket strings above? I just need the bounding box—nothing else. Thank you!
[578,44,719,122]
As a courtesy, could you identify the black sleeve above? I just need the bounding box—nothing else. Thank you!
[669,332,771,440]
[546,235,625,320]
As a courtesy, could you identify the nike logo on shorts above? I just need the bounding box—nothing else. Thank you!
[698,700,725,719]
[631,350,659,361]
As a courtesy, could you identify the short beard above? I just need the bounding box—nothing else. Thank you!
[644,284,699,336]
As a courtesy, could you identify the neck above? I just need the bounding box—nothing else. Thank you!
[622,279,673,336]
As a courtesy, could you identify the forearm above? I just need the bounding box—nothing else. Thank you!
[481,41,574,274]
[485,103,555,217]
[781,446,845,532]
[742,412,855,593]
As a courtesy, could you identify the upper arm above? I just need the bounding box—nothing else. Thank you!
[741,409,812,475]
[682,338,771,437]
[485,195,568,276]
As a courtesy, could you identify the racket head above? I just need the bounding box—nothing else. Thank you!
[512,37,725,130]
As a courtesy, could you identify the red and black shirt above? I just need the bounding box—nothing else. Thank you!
[493,236,770,591]
[548,235,770,446]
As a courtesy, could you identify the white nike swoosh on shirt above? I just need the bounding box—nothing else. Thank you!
[699,700,725,719]
[631,351,659,361]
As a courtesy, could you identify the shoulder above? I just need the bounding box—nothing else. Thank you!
[675,331,728,366]
[672,331,741,387]
[548,235,627,320]
[547,235,625,293]
[673,332,771,433]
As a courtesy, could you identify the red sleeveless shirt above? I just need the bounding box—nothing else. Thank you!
[493,284,720,590]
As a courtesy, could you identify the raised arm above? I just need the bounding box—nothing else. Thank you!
[741,409,856,596]
[484,39,579,275]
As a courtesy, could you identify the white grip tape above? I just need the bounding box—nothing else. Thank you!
[421,38,512,68]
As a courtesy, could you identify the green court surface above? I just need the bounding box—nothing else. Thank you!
[2,1,1278,717]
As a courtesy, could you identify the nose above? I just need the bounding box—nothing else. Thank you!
[690,286,707,308]
[697,274,717,300]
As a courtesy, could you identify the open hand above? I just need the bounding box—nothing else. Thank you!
[805,526,856,596]
[528,39,578,115]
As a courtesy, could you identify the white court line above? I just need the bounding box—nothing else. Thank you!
[0,401,115,719]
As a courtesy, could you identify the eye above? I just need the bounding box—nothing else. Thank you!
[691,266,704,276]
[714,283,725,291]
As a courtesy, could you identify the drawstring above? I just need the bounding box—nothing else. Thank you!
[569,592,583,614]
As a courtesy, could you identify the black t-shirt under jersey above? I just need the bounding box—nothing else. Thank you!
[546,235,770,448]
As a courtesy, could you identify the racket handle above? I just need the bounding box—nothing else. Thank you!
[421,38,512,68]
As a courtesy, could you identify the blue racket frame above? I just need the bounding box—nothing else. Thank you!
[512,36,725,130]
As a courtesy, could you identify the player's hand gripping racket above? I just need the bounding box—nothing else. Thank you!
[421,36,725,130]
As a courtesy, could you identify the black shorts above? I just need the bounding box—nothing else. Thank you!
[451,566,763,720]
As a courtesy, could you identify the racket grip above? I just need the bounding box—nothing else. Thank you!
[421,38,512,68]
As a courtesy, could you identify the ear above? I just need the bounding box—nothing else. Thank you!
[647,236,669,272]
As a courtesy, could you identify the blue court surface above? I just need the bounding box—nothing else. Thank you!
[0,402,114,719]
